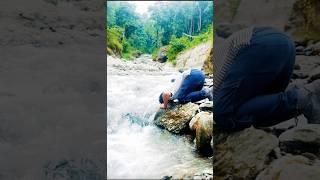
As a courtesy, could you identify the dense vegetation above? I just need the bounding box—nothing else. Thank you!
[106,1,213,61]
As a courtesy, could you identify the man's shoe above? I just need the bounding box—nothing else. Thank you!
[297,80,320,124]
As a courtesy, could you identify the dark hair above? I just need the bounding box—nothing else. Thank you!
[159,92,173,104]
[159,93,164,104]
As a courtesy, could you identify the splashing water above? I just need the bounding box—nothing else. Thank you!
[107,55,212,179]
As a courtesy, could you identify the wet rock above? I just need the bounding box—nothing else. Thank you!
[256,155,320,180]
[213,127,278,180]
[189,112,214,155]
[199,101,213,111]
[154,103,199,134]
[309,66,320,82]
[279,124,320,155]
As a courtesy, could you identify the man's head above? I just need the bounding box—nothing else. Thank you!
[159,91,172,109]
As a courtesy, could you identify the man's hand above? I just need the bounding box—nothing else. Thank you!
[160,103,166,109]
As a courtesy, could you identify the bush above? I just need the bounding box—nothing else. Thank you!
[106,26,123,55]
[165,25,213,64]
[166,36,187,61]
[152,48,159,61]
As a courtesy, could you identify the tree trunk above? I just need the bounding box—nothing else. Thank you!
[198,5,202,32]
[156,29,159,47]
[189,18,192,35]
[122,26,125,40]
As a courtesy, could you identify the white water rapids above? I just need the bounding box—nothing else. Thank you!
[106,55,212,179]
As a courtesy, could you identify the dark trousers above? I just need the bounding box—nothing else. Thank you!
[173,69,206,103]
[214,27,297,131]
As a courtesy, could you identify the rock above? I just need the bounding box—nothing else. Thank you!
[156,46,169,63]
[313,42,320,55]
[305,42,320,56]
[279,124,320,155]
[294,64,301,70]
[256,155,320,180]
[213,127,279,180]
[199,101,213,111]
[292,71,309,79]
[305,50,313,56]
[265,115,308,137]
[161,175,172,180]
[175,42,211,71]
[154,103,199,134]
[309,66,320,82]
[189,112,214,155]
[296,46,304,53]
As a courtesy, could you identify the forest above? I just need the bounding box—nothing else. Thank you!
[106,1,214,61]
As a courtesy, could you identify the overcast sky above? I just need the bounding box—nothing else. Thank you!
[128,1,172,15]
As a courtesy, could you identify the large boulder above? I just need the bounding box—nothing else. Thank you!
[256,155,320,180]
[154,103,199,134]
[213,127,279,180]
[156,46,169,63]
[189,112,214,155]
[279,124,320,155]
[175,42,211,71]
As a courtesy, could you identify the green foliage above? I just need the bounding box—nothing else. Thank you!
[106,26,123,55]
[166,25,213,62]
[106,1,213,61]
[152,48,159,61]
[167,36,187,61]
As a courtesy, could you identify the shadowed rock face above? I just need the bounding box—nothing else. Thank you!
[213,127,279,180]
[256,155,320,180]
[279,125,320,155]
[0,0,106,179]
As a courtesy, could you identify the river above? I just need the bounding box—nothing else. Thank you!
[106,55,212,179]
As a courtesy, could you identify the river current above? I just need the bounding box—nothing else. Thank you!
[106,55,212,179]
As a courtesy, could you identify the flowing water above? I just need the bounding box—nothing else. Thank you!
[107,55,212,179]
